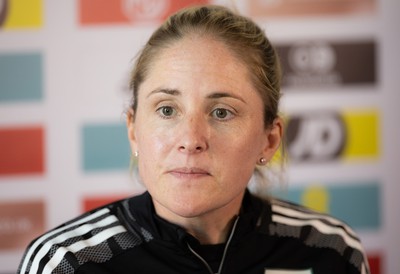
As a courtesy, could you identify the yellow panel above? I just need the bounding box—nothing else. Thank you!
[302,185,329,213]
[4,0,42,29]
[342,110,379,159]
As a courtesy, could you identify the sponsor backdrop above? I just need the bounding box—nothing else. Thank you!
[0,0,399,273]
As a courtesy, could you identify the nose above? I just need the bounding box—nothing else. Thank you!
[177,115,208,154]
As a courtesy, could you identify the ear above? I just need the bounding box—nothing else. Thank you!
[261,117,283,162]
[126,109,137,154]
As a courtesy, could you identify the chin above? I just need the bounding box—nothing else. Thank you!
[170,200,213,218]
[157,196,219,220]
[149,185,229,220]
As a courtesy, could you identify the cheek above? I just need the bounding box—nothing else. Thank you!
[226,123,264,148]
[137,126,172,158]
[136,132,165,184]
[227,135,262,173]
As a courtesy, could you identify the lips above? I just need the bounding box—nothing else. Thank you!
[167,167,210,178]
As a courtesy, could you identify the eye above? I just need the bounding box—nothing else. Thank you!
[157,106,176,118]
[211,108,234,120]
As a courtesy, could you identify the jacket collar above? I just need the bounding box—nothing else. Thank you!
[121,190,272,247]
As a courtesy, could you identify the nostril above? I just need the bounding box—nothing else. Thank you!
[178,144,205,153]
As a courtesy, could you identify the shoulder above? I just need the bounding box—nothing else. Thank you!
[17,198,141,274]
[269,197,359,241]
[264,197,370,274]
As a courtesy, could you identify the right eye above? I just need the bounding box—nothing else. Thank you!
[156,106,176,118]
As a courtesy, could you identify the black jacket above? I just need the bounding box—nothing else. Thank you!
[18,191,370,274]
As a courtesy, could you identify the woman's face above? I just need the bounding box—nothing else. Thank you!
[128,36,281,221]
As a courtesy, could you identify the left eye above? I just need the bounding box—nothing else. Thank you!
[212,108,232,120]
[156,106,176,118]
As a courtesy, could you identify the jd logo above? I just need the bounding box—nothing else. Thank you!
[286,112,346,161]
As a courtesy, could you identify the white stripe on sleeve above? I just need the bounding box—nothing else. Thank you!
[19,208,110,274]
[42,225,126,274]
[28,214,118,274]
[272,214,364,252]
[272,204,358,238]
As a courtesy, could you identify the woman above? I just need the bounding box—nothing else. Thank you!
[18,5,370,274]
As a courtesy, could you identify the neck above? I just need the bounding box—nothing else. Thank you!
[185,213,239,244]
[153,192,244,245]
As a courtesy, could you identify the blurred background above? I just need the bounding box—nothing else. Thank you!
[0,0,399,273]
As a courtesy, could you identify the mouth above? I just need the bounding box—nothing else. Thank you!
[167,167,211,179]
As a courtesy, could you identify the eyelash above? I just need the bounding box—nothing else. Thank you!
[155,105,235,121]
[211,108,234,120]
[156,106,176,119]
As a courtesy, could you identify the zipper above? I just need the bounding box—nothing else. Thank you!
[187,216,240,274]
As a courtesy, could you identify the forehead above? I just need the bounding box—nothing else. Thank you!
[140,35,255,95]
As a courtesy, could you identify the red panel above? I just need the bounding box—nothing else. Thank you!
[0,200,45,250]
[248,0,375,17]
[0,127,45,175]
[79,0,129,24]
[79,0,210,25]
[368,253,382,274]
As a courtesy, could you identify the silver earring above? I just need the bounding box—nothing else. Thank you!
[259,157,267,165]
[134,151,138,157]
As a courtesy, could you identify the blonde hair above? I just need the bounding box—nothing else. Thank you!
[129,5,282,128]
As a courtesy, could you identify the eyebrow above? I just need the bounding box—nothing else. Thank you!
[146,88,246,103]
[146,88,181,98]
[206,92,246,103]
